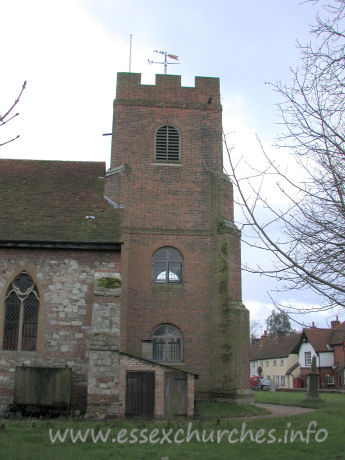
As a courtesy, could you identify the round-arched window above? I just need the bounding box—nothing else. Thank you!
[155,125,180,162]
[152,324,182,362]
[152,247,183,283]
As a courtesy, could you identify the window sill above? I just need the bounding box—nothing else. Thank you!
[152,282,184,289]
[152,281,183,285]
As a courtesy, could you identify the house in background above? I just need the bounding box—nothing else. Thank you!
[0,72,251,418]
[329,321,345,388]
[250,332,301,388]
[250,319,345,391]
[298,319,345,389]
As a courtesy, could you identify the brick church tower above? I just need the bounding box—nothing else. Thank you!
[105,73,250,399]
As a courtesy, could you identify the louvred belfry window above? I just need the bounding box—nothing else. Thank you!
[3,272,39,351]
[155,125,180,162]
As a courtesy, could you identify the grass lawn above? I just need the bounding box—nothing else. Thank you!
[255,389,345,409]
[195,400,270,418]
[0,393,344,460]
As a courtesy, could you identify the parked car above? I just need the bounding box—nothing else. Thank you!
[250,375,270,390]
[260,378,271,390]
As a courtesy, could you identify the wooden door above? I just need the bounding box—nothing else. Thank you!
[164,372,187,417]
[125,371,155,418]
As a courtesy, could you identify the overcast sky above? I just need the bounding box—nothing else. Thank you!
[1,0,342,331]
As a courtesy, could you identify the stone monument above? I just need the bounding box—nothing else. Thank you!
[303,356,321,402]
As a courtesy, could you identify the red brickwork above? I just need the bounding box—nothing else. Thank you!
[119,353,195,419]
[300,366,336,389]
[334,344,345,387]
[108,73,250,396]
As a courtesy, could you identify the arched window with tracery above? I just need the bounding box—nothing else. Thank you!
[3,272,40,351]
[152,324,182,362]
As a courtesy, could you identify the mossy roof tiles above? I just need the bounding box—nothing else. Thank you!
[0,159,121,244]
[250,333,301,360]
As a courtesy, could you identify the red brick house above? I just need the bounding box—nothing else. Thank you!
[328,321,345,388]
[0,73,250,418]
[298,320,345,389]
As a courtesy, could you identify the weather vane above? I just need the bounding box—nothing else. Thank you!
[148,50,180,74]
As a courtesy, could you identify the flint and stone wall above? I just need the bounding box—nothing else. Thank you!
[0,248,121,415]
[87,273,121,417]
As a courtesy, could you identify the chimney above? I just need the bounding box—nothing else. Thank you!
[261,330,268,340]
[312,322,315,328]
[331,316,340,329]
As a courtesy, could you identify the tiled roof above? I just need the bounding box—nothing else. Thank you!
[0,159,121,245]
[120,352,199,376]
[329,322,345,345]
[286,362,299,375]
[303,328,333,352]
[250,333,301,360]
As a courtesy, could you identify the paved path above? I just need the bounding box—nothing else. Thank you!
[241,403,316,420]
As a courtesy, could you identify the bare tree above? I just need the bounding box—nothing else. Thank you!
[0,81,26,147]
[225,1,345,311]
[250,319,262,343]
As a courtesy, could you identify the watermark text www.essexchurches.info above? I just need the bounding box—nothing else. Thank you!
[49,421,328,445]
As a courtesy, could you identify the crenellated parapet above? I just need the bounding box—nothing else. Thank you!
[115,72,221,110]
